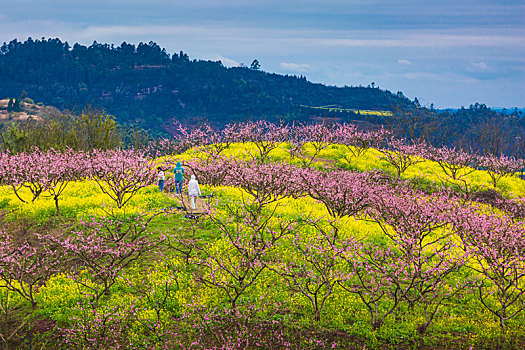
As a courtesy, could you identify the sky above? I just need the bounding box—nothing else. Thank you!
[1,0,524,108]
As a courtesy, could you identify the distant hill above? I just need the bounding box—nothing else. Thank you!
[492,108,525,115]
[0,97,45,121]
[0,38,416,134]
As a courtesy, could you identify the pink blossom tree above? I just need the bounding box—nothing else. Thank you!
[299,168,387,219]
[184,156,234,187]
[224,121,290,163]
[289,123,336,167]
[143,137,189,158]
[225,160,305,210]
[270,222,347,322]
[453,208,525,328]
[0,152,9,187]
[1,149,47,203]
[187,303,293,350]
[53,212,164,304]
[380,138,429,177]
[0,148,88,214]
[189,203,297,310]
[0,230,64,308]
[335,123,390,165]
[174,121,235,161]
[477,153,522,188]
[338,238,404,330]
[427,146,476,181]
[88,149,156,208]
[356,191,470,332]
[39,148,87,215]
[426,145,481,195]
[59,301,135,350]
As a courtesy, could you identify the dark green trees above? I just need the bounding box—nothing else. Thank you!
[0,106,122,152]
[13,98,21,112]
[250,59,261,71]
[0,37,409,132]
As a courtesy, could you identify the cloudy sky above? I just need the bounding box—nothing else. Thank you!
[1,0,524,108]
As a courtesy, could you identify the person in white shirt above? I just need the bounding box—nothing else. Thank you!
[187,175,201,210]
[157,167,166,192]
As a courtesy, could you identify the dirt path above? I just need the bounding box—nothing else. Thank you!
[167,193,214,216]
[295,150,339,169]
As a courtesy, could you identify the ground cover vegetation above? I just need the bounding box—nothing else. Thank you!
[0,121,524,349]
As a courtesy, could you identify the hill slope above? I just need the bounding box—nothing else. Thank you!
[0,132,524,349]
[0,97,47,121]
[0,38,415,133]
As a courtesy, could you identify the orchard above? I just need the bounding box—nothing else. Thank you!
[0,121,524,349]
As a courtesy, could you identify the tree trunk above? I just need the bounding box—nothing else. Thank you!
[54,196,60,216]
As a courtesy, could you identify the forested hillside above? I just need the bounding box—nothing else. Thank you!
[0,38,412,132]
[1,38,524,158]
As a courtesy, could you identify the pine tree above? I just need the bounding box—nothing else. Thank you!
[13,98,21,112]
[250,59,261,70]
[7,98,13,112]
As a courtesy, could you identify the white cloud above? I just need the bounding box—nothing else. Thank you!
[279,62,312,72]
[470,61,488,71]
[311,28,525,48]
[79,25,203,39]
[402,71,478,84]
[397,59,413,65]
[206,55,240,67]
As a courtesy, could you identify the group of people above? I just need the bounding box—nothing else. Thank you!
[157,162,201,210]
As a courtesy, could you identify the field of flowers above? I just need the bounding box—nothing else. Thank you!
[0,121,524,349]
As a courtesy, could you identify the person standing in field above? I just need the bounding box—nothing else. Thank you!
[157,167,166,192]
[187,175,201,210]
[173,161,184,194]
